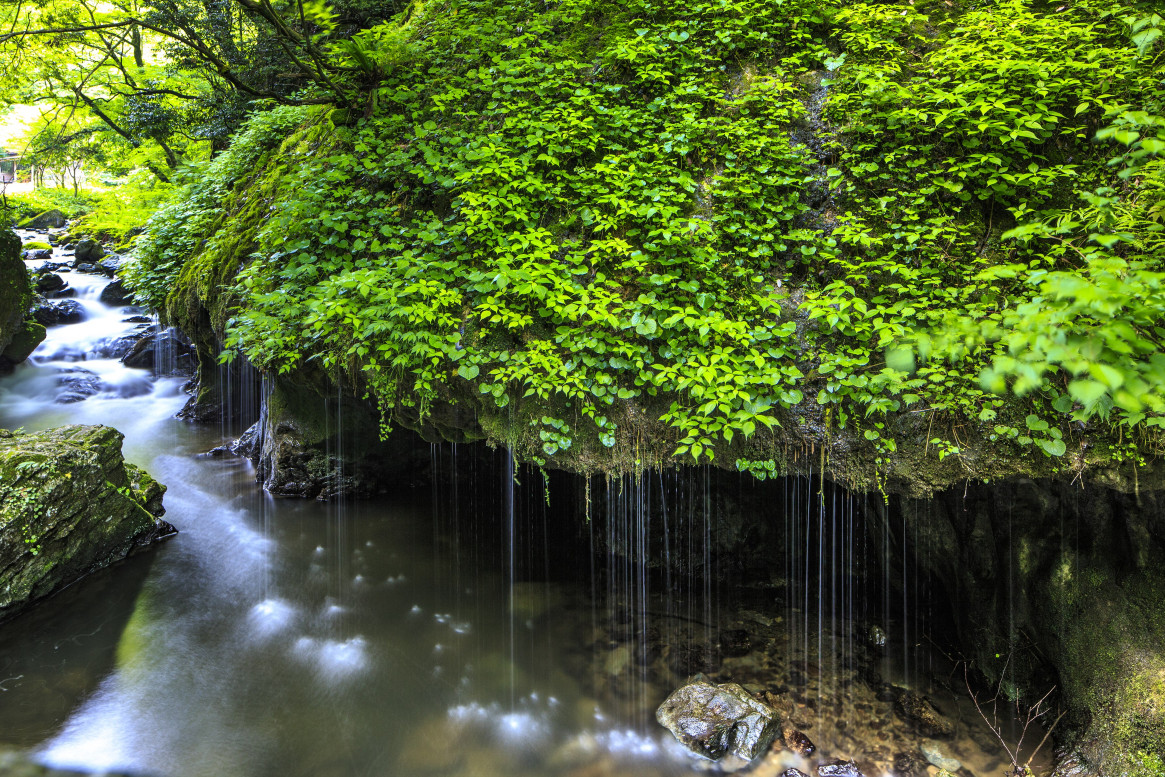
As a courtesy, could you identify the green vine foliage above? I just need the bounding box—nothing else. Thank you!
[126,0,1165,472]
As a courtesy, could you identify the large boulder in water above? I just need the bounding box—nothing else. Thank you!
[33,272,65,293]
[30,298,83,327]
[0,425,175,623]
[72,238,104,263]
[656,679,779,761]
[99,278,133,306]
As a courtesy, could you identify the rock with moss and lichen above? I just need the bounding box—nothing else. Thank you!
[15,210,66,230]
[0,228,46,374]
[0,425,175,624]
[0,229,31,352]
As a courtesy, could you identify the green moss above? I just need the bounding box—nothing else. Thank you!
[21,240,52,251]
[1,321,47,363]
[0,425,169,621]
[0,228,31,354]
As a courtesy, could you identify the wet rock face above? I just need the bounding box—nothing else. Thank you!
[0,425,175,623]
[121,328,195,375]
[238,378,430,499]
[902,481,1165,775]
[656,679,779,761]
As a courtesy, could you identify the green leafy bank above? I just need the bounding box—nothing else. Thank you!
[126,0,1165,494]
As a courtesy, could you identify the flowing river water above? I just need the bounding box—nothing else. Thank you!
[0,231,1050,777]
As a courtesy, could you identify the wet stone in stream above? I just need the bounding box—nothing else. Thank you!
[656,679,779,761]
[56,367,102,403]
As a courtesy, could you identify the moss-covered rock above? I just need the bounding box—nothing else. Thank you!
[0,320,46,365]
[0,425,175,623]
[14,210,66,230]
[900,481,1165,776]
[0,228,30,356]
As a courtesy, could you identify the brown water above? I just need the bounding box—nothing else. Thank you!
[0,231,1052,777]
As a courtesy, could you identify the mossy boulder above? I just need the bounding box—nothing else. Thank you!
[0,320,46,365]
[0,425,175,623]
[0,228,30,355]
[15,210,66,230]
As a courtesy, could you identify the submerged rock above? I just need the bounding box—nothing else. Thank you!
[919,740,961,772]
[56,367,103,403]
[781,724,815,757]
[0,748,156,776]
[817,761,865,777]
[892,750,929,776]
[893,688,953,738]
[0,425,175,623]
[656,679,779,761]
[668,641,721,676]
[719,628,752,657]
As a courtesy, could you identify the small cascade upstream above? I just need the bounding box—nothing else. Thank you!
[0,230,1052,777]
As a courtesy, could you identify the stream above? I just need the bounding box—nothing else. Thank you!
[0,230,1050,777]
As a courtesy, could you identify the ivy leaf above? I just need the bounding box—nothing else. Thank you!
[1068,379,1108,408]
